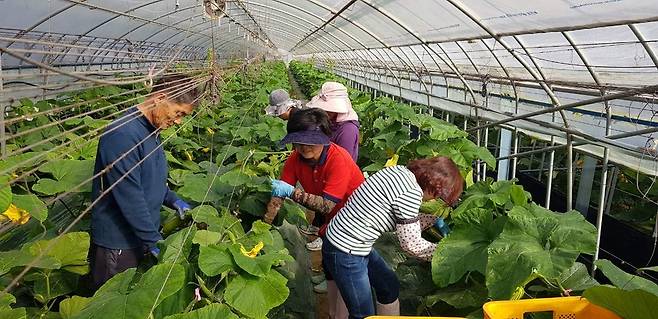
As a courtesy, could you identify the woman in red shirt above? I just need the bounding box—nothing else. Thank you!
[264,108,364,319]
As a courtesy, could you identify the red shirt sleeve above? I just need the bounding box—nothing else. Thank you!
[322,150,352,202]
[280,152,299,186]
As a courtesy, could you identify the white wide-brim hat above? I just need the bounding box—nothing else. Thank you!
[306,81,352,113]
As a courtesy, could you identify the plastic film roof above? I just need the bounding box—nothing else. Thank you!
[2,0,658,175]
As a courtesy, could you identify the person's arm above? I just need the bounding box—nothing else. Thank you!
[291,189,336,215]
[333,122,359,161]
[163,187,180,209]
[392,186,435,260]
[99,131,162,248]
[395,220,437,261]
[418,213,438,230]
[264,156,298,224]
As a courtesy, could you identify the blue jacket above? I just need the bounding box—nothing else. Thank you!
[91,107,179,250]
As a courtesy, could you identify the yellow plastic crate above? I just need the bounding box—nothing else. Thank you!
[483,297,620,319]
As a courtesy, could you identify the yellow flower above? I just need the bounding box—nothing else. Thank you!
[240,241,264,258]
[206,128,215,135]
[384,154,399,167]
[201,147,210,153]
[1,204,31,225]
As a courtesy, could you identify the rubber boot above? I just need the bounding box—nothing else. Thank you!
[328,280,349,319]
[376,299,400,315]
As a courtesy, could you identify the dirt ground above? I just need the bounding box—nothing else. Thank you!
[310,248,329,319]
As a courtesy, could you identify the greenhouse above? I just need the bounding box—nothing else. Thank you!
[0,0,657,318]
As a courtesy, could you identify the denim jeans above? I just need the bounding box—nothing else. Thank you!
[322,238,399,319]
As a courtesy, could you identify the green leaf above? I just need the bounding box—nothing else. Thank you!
[0,152,46,174]
[31,271,78,303]
[32,160,94,195]
[595,259,658,296]
[486,205,597,299]
[177,173,232,203]
[228,244,292,277]
[509,185,528,206]
[279,200,308,226]
[416,144,433,156]
[218,169,252,187]
[192,230,221,247]
[169,169,191,186]
[13,194,47,222]
[640,266,658,273]
[419,198,452,219]
[425,281,488,309]
[432,208,505,287]
[224,270,289,319]
[198,243,236,276]
[163,304,239,319]
[0,293,26,319]
[552,262,599,292]
[59,296,91,319]
[584,286,658,319]
[0,176,11,213]
[238,192,269,216]
[72,264,185,319]
[191,205,245,236]
[0,250,60,276]
[160,226,196,264]
[25,232,90,274]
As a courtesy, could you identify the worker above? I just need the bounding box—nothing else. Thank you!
[306,81,359,162]
[89,75,198,291]
[323,157,464,318]
[303,81,360,307]
[265,88,306,120]
[264,107,364,319]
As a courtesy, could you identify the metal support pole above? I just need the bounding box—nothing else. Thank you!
[0,54,5,160]
[567,134,573,211]
[498,129,513,181]
[592,148,610,273]
[604,167,619,217]
[511,128,519,179]
[545,141,556,209]
[482,127,489,179]
[538,143,546,182]
[576,156,598,216]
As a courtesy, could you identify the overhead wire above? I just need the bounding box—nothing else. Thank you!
[0,43,184,86]
[2,73,207,145]
[2,76,210,186]
[1,70,204,126]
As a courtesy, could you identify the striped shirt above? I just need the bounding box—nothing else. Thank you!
[325,165,423,256]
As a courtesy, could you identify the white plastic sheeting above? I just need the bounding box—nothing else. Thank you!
[1,0,658,175]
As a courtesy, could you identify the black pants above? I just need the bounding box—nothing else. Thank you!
[89,244,143,291]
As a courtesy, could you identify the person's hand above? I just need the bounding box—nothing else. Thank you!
[270,179,294,198]
[172,199,191,220]
[150,247,160,258]
[434,218,451,237]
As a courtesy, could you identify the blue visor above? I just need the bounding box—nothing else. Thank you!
[279,129,331,146]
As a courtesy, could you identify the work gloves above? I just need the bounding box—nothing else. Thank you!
[434,217,451,237]
[270,179,294,198]
[172,199,192,220]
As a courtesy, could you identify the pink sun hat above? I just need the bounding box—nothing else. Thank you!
[306,82,353,114]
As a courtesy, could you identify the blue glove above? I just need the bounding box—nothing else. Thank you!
[434,218,451,237]
[271,179,294,198]
[172,199,191,220]
[150,247,160,258]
